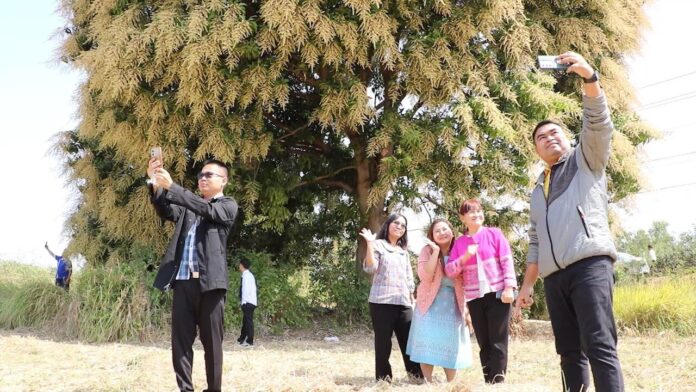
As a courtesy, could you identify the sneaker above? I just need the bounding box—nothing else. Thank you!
[240,341,253,348]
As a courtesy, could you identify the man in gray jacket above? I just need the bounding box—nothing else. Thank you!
[515,52,624,392]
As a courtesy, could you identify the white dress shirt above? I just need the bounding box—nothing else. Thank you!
[241,269,257,306]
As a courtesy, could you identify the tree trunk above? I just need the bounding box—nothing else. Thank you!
[352,134,385,272]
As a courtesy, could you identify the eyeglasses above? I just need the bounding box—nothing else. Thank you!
[197,171,225,180]
[392,221,407,229]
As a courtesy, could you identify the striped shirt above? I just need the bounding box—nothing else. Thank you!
[363,239,415,306]
[444,227,517,301]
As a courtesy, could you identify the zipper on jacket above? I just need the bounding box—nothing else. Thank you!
[543,183,562,271]
[576,205,592,238]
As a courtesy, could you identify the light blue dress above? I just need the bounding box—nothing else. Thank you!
[406,257,473,369]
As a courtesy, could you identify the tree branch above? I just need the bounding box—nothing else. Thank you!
[293,165,357,193]
[420,192,456,215]
[290,68,320,88]
[316,179,354,193]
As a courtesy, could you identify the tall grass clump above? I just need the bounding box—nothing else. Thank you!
[68,263,164,342]
[0,262,68,329]
[614,274,696,335]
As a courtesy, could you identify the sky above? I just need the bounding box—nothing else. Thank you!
[1,0,694,268]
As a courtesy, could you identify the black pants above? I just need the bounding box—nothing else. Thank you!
[544,256,624,392]
[238,303,256,344]
[172,279,226,392]
[368,302,422,381]
[467,291,511,383]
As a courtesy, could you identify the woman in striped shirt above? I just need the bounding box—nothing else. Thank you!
[445,199,518,384]
[360,213,423,382]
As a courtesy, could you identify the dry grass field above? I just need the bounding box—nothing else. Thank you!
[2,324,695,392]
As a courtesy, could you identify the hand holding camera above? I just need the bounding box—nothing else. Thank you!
[538,51,595,80]
[147,147,173,189]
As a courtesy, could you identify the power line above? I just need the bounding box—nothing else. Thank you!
[644,151,696,163]
[636,181,696,194]
[638,70,696,89]
[644,158,696,170]
[640,90,696,110]
[659,122,696,134]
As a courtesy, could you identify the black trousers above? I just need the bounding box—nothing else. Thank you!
[368,302,423,381]
[238,303,256,344]
[467,291,511,383]
[172,279,226,392]
[544,256,624,392]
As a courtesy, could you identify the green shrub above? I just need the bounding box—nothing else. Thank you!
[614,274,696,335]
[308,239,370,324]
[229,251,311,332]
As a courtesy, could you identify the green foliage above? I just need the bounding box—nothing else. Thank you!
[614,274,696,336]
[57,0,656,269]
[229,251,311,332]
[617,221,696,274]
[510,237,547,320]
[308,239,371,324]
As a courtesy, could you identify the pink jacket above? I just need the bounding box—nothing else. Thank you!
[415,245,467,317]
[444,227,517,300]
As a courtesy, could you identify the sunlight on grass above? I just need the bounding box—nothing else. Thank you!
[615,274,696,335]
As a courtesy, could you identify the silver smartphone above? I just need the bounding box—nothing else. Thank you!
[150,146,163,162]
[538,55,569,70]
[148,147,163,184]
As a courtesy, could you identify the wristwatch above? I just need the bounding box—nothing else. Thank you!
[583,71,599,83]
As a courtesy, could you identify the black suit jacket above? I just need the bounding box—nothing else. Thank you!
[150,183,238,292]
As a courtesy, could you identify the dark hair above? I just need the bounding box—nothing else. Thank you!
[427,218,455,264]
[532,120,564,142]
[202,159,229,178]
[240,258,251,269]
[458,199,483,234]
[377,213,408,249]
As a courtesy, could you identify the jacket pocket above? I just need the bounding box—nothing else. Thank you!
[576,205,592,238]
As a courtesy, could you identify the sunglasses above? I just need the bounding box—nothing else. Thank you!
[197,171,225,180]
[392,221,407,229]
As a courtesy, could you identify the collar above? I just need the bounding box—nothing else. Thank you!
[205,192,225,201]
[535,149,572,186]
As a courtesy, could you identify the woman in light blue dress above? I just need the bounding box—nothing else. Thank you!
[406,218,472,382]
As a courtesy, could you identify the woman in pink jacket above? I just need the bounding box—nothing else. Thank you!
[445,199,517,384]
[406,218,473,382]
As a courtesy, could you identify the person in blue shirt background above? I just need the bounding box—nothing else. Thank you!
[45,242,72,290]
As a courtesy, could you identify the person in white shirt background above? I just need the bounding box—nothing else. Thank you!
[238,258,258,347]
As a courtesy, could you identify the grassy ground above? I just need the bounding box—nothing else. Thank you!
[2,326,695,392]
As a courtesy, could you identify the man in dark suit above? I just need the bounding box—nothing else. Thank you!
[148,156,238,392]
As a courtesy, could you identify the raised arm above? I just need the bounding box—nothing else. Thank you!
[444,239,463,277]
[44,242,56,259]
[360,229,379,274]
[164,184,238,226]
[557,51,613,172]
[417,241,440,282]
